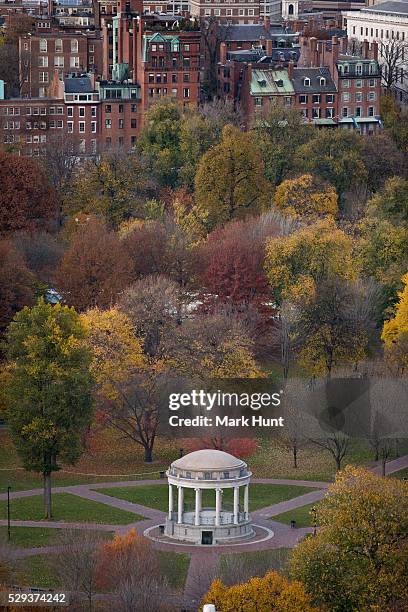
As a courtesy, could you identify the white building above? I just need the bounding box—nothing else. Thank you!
[344,0,408,104]
[165,449,254,545]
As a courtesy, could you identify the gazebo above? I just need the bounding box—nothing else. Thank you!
[165,449,253,545]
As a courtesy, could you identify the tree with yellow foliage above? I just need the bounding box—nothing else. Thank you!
[274,174,338,220]
[264,219,354,304]
[201,570,320,612]
[382,272,408,370]
[290,466,408,611]
[194,125,271,232]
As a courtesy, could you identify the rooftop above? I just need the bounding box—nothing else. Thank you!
[251,68,294,95]
[361,0,408,15]
[171,449,246,471]
[292,67,337,93]
[221,24,297,42]
[64,75,94,93]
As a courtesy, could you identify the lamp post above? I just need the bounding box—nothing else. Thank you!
[311,506,317,537]
[7,486,11,541]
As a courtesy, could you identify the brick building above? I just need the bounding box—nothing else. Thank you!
[19,30,103,97]
[234,35,381,131]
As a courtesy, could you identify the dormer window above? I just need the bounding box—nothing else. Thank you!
[275,79,284,87]
[356,63,363,75]
[303,77,310,86]
[319,77,326,86]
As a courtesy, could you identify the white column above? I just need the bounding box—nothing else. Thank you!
[244,484,249,519]
[233,486,239,524]
[177,486,184,524]
[215,488,221,526]
[168,484,174,520]
[195,488,201,526]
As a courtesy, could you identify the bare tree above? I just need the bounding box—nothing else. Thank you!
[311,432,350,471]
[116,575,175,612]
[55,529,104,612]
[379,40,408,91]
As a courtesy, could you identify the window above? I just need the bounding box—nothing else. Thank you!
[71,39,78,53]
[91,121,96,133]
[38,56,48,67]
[368,106,375,116]
[239,8,245,15]
[342,92,350,102]
[255,97,262,107]
[91,106,97,117]
[312,94,321,103]
[131,118,137,128]
[183,88,190,98]
[214,8,220,15]
[119,104,124,113]
[303,77,310,86]
[89,44,94,53]
[326,94,334,103]
[204,8,211,15]
[39,72,49,83]
[223,471,230,479]
[368,91,376,101]
[369,78,376,87]
[342,107,348,117]
[356,64,362,75]
[204,472,211,480]
[248,8,254,15]
[39,39,47,52]
[171,88,177,96]
[105,105,111,113]
[105,119,112,128]
[299,94,308,104]
[325,107,334,118]
[79,121,85,133]
[79,107,85,117]
[57,120,63,128]
[184,44,190,51]
[91,139,97,154]
[70,56,80,68]
[343,79,350,88]
[312,108,320,119]
[55,39,63,52]
[319,77,326,86]
[226,8,232,14]
[119,118,124,129]
[355,92,362,102]
[355,107,362,117]
[54,56,64,67]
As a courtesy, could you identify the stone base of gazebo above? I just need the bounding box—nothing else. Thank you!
[165,509,254,545]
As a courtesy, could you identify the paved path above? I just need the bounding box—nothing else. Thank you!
[2,454,407,611]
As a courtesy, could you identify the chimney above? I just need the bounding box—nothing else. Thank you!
[310,37,317,67]
[288,59,294,80]
[220,41,227,65]
[371,40,378,61]
[331,35,339,63]
[340,36,347,53]
[265,38,272,56]
[362,40,369,59]
[47,0,53,17]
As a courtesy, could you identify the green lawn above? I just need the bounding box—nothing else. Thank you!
[391,467,408,479]
[17,555,61,589]
[272,503,318,528]
[157,551,190,590]
[96,483,319,512]
[0,493,144,524]
[0,526,114,548]
[219,549,291,584]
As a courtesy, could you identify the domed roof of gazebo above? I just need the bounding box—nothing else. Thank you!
[171,449,246,472]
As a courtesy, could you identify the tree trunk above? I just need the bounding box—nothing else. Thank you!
[293,445,298,469]
[335,455,342,471]
[43,472,52,518]
[382,459,386,477]
[144,446,153,463]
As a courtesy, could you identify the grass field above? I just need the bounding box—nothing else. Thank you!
[0,526,114,548]
[2,428,407,494]
[219,549,291,584]
[96,483,319,512]
[16,550,190,591]
[272,503,318,528]
[0,492,143,524]
[391,467,408,479]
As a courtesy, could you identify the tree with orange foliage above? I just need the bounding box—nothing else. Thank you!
[55,218,133,311]
[0,152,59,236]
[97,529,174,611]
[0,240,35,334]
[202,571,320,612]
